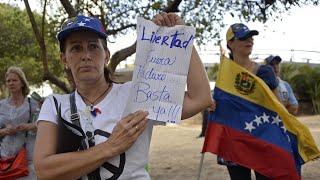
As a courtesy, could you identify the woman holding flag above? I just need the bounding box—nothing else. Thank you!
[225,23,281,101]
[202,23,320,180]
[220,23,280,180]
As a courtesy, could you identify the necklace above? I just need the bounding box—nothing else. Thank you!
[78,83,112,117]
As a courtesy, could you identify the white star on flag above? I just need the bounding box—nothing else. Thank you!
[245,121,256,133]
[84,18,91,22]
[271,115,282,126]
[261,113,270,123]
[281,125,287,132]
[253,115,262,126]
[78,21,86,26]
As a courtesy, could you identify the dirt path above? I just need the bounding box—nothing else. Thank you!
[149,115,320,180]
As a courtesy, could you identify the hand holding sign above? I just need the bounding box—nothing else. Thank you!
[152,12,185,26]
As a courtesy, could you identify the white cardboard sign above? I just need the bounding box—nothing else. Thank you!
[123,17,196,124]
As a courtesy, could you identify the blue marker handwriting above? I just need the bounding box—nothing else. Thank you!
[133,82,172,103]
[152,104,181,122]
[141,26,194,50]
[137,65,166,81]
[146,49,176,66]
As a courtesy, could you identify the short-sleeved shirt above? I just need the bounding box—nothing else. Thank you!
[278,78,298,106]
[256,65,279,90]
[0,97,38,180]
[37,82,162,180]
[0,97,38,163]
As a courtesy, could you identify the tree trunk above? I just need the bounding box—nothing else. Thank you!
[108,42,137,72]
[24,0,70,93]
[60,0,77,17]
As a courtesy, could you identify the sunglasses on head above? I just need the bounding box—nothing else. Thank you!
[234,35,253,41]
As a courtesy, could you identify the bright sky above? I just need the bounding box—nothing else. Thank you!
[242,5,320,64]
[192,5,320,65]
[110,5,320,69]
[2,1,320,95]
[4,0,319,64]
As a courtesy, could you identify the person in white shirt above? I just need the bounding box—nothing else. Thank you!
[33,13,214,180]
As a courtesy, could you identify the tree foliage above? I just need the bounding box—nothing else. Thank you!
[282,63,320,114]
[0,3,64,98]
[55,0,320,70]
[1,0,319,95]
[207,64,220,81]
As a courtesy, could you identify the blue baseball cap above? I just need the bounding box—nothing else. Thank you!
[57,15,107,43]
[226,23,259,41]
[264,55,282,65]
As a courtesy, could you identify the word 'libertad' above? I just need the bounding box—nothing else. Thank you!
[141,26,194,49]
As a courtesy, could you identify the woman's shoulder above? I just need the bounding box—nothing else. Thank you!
[257,64,273,73]
[47,93,71,99]
[28,97,39,106]
[42,93,71,106]
[112,81,132,93]
[256,64,278,90]
[256,64,276,78]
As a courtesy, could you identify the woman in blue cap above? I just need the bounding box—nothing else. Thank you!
[33,13,213,180]
[217,23,282,180]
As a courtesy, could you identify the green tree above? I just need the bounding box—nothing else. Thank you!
[290,65,320,114]
[0,3,64,98]
[207,63,219,81]
[280,63,299,82]
[2,0,318,93]
[56,0,320,71]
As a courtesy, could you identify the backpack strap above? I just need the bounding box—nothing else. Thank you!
[70,92,81,127]
[69,92,101,180]
[68,92,88,149]
[25,97,32,139]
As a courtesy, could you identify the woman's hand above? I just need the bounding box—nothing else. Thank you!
[207,99,217,112]
[152,12,185,27]
[16,123,35,132]
[103,111,149,156]
[0,124,17,136]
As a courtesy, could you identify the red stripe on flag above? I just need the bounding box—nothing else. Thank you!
[202,122,300,180]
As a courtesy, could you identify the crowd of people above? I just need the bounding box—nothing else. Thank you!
[0,12,307,180]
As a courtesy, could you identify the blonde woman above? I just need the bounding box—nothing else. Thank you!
[0,66,38,179]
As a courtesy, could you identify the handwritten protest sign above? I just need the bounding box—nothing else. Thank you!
[123,17,196,124]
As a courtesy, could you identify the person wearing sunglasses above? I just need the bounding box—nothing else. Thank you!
[216,23,282,180]
[33,13,213,180]
[265,55,299,115]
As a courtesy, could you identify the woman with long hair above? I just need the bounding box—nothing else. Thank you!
[217,23,282,180]
[0,66,38,179]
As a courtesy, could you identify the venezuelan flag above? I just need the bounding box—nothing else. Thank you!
[202,56,320,180]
